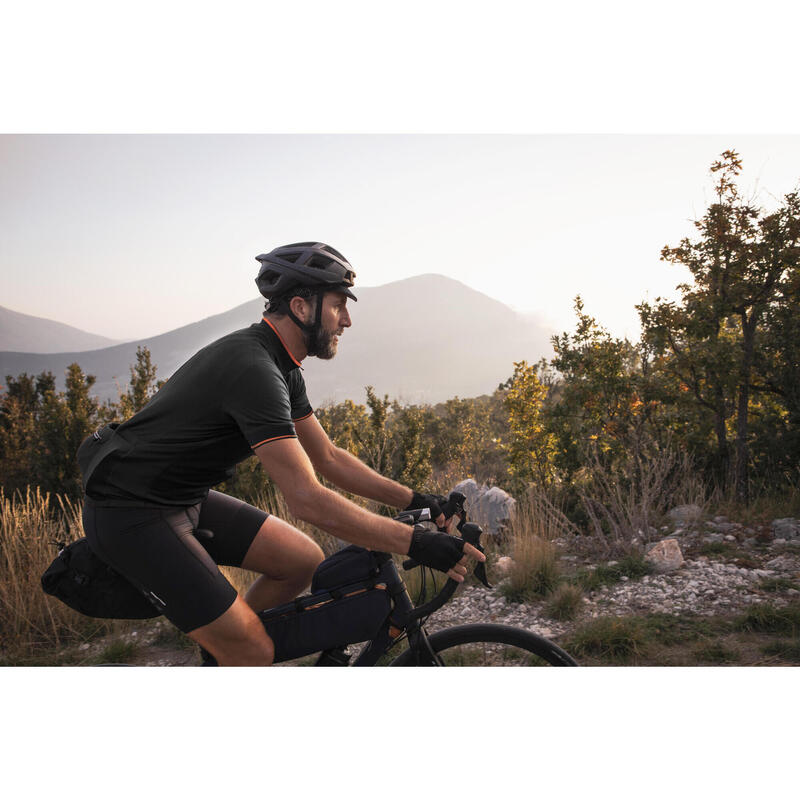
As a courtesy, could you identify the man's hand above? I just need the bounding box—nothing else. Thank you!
[407,528,486,583]
[406,491,449,529]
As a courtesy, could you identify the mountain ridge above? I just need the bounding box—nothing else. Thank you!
[0,305,125,353]
[0,275,553,405]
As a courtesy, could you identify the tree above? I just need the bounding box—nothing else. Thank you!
[639,151,800,500]
[502,360,557,490]
[117,346,162,419]
[0,373,53,493]
[36,364,101,498]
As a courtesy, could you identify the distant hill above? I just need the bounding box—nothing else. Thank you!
[0,305,124,353]
[0,275,553,406]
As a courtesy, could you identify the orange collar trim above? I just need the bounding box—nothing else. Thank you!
[262,316,302,367]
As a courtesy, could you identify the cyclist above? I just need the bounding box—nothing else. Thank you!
[79,242,484,666]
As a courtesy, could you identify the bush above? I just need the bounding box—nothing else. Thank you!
[572,550,652,592]
[499,536,560,602]
[733,603,800,635]
[545,583,583,621]
[565,617,646,664]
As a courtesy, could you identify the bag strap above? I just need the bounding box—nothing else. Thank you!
[82,424,128,490]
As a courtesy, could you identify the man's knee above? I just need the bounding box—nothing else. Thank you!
[189,597,275,666]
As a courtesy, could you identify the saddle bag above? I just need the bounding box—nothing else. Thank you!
[41,537,161,620]
[260,545,393,663]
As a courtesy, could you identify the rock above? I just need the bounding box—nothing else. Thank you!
[704,533,724,544]
[453,479,516,536]
[715,522,739,532]
[495,556,514,576]
[772,519,800,540]
[645,538,685,573]
[724,534,736,542]
[669,504,702,524]
[713,515,728,524]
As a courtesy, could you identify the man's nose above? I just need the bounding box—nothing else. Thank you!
[341,309,352,327]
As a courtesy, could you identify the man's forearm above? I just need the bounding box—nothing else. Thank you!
[290,482,413,554]
[317,446,413,508]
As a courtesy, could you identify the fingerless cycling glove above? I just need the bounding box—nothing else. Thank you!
[407,528,465,573]
[406,491,447,521]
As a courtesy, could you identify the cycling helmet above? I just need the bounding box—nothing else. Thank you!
[255,242,357,302]
[255,242,357,358]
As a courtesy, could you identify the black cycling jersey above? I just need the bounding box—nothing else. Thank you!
[85,318,313,507]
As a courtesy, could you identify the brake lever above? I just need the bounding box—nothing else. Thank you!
[460,521,492,588]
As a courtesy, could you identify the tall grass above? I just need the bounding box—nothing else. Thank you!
[499,494,562,602]
[0,487,117,659]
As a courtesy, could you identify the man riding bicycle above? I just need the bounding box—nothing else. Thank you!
[78,242,483,666]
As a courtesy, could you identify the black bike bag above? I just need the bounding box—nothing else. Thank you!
[41,537,161,620]
[260,546,393,663]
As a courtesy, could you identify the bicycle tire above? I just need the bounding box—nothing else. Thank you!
[388,623,579,666]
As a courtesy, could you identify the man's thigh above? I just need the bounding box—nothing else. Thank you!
[198,490,323,578]
[240,514,325,579]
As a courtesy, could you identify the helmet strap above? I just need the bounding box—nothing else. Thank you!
[286,288,327,356]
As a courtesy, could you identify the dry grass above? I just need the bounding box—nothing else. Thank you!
[498,499,562,602]
[578,445,707,556]
[545,583,584,620]
[0,487,119,660]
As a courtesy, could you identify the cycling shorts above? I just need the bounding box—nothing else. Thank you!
[82,490,269,633]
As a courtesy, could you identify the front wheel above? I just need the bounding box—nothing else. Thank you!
[389,623,579,666]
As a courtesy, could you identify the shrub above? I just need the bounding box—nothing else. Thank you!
[545,583,583,620]
[572,550,652,592]
[566,617,647,664]
[733,603,800,635]
[96,640,138,664]
[499,536,560,602]
[693,642,740,664]
[761,640,800,661]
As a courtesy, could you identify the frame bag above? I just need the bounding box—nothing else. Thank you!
[259,545,393,662]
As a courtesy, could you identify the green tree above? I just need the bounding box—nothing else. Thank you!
[390,403,432,488]
[36,363,101,498]
[639,151,800,499]
[117,346,162,419]
[502,360,556,490]
[0,373,53,493]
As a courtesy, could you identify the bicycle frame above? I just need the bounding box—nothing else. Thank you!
[316,556,451,666]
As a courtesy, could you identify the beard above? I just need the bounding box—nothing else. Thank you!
[306,326,340,360]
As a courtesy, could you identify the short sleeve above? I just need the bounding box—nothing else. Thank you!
[288,369,314,422]
[225,357,297,448]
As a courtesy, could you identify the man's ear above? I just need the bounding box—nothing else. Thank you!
[289,294,313,324]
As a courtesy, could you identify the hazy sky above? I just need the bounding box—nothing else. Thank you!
[3,134,800,343]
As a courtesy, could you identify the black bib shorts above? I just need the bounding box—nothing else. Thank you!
[82,491,268,633]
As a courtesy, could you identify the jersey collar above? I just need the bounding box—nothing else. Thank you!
[260,317,303,372]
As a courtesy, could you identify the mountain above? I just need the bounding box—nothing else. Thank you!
[0,275,553,406]
[0,305,124,353]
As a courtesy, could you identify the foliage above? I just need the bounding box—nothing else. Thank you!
[502,360,556,490]
[638,150,800,500]
[565,616,647,664]
[117,345,163,419]
[544,583,583,621]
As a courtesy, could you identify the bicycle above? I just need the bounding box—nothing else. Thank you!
[249,491,579,667]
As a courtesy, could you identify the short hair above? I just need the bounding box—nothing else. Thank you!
[264,286,318,316]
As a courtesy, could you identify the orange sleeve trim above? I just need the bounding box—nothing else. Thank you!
[262,316,302,367]
[251,434,297,449]
[292,410,315,422]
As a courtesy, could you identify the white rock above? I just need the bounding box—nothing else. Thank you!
[645,538,685,573]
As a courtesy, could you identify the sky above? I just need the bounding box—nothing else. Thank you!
[3,134,800,344]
